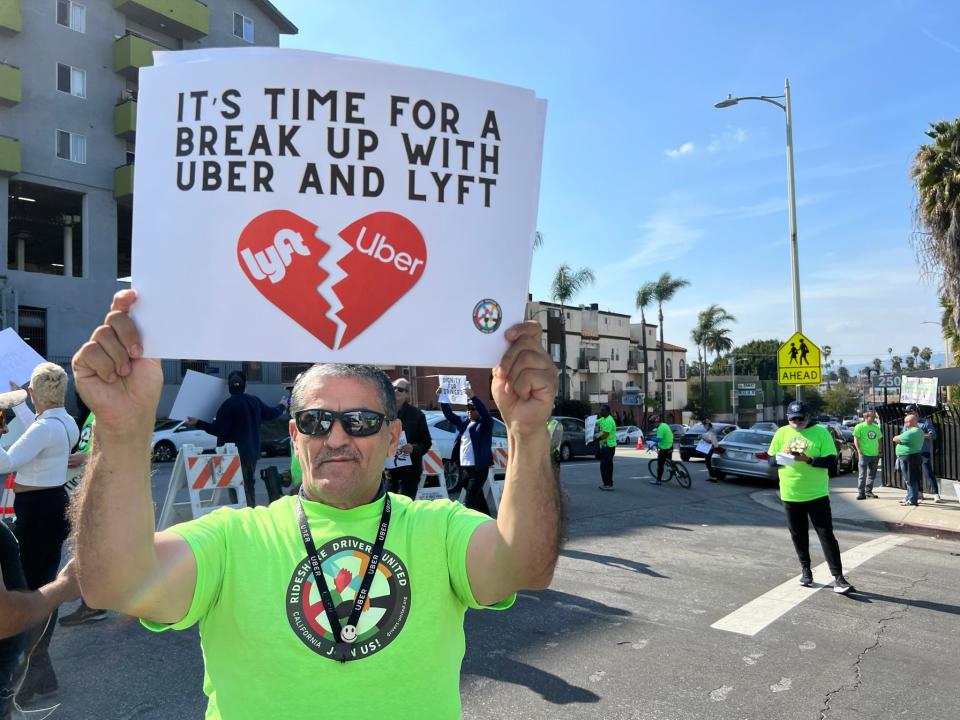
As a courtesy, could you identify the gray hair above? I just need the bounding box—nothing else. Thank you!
[30,362,68,408]
[290,364,396,420]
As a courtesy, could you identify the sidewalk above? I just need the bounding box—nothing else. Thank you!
[750,469,960,540]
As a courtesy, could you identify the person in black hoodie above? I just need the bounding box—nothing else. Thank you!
[385,378,432,500]
[187,371,287,507]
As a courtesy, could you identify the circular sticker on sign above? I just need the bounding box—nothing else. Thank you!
[473,299,502,334]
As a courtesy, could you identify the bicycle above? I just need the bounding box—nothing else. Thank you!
[644,442,691,489]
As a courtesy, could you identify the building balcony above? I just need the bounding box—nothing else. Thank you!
[114,99,137,141]
[0,0,20,34]
[113,33,166,80]
[113,0,208,41]
[0,63,21,106]
[114,163,135,199]
[0,136,20,175]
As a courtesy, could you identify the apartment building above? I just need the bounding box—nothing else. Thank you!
[0,0,297,410]
[629,323,687,418]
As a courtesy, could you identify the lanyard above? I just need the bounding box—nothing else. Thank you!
[295,490,392,663]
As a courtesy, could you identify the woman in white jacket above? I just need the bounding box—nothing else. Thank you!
[0,362,79,703]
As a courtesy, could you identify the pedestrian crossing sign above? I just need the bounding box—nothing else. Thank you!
[777,332,821,385]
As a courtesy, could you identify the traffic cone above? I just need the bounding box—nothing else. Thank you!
[636,436,643,450]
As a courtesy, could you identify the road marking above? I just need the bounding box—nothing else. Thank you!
[710,534,910,636]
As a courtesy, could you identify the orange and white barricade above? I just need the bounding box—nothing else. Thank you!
[0,474,15,521]
[156,443,246,530]
[415,450,449,502]
[483,446,509,516]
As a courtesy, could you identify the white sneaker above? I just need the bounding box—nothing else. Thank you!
[933,494,943,503]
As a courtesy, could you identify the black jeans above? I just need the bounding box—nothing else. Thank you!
[228,458,268,507]
[782,495,843,576]
[387,465,421,501]
[13,487,70,694]
[656,448,672,481]
[0,521,29,718]
[599,445,615,487]
[705,448,714,478]
[461,466,490,515]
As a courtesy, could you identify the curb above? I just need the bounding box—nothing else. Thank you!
[749,490,960,542]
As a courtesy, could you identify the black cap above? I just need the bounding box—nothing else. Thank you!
[227,370,246,394]
[787,401,808,419]
[905,404,918,413]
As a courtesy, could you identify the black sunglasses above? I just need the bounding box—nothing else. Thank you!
[294,408,386,437]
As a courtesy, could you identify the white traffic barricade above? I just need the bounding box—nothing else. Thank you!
[156,443,246,530]
[1,474,15,521]
[415,450,450,501]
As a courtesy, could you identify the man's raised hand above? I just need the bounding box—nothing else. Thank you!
[71,289,162,431]
[492,321,558,436]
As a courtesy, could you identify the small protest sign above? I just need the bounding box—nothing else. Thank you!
[438,375,468,405]
[168,370,228,421]
[584,415,597,444]
[132,48,546,367]
[0,329,46,391]
[385,430,413,470]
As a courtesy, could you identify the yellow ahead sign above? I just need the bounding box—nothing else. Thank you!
[777,332,821,385]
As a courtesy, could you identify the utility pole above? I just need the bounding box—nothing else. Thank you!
[731,356,738,427]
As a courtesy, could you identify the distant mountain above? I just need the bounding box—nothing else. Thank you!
[842,352,947,376]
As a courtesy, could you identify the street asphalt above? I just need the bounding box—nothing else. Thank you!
[32,450,960,719]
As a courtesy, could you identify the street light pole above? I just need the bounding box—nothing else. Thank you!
[716,79,804,400]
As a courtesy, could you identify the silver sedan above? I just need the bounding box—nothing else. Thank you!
[711,429,778,483]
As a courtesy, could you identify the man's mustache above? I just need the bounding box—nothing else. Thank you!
[313,450,362,464]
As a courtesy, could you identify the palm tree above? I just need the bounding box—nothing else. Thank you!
[872,357,883,373]
[920,346,933,369]
[822,344,832,389]
[891,355,904,373]
[636,282,656,414]
[651,272,690,415]
[551,264,595,400]
[690,304,737,413]
[912,119,960,339]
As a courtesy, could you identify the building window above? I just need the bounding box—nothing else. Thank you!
[18,307,47,357]
[233,12,254,42]
[7,181,84,277]
[666,359,673,378]
[242,361,263,383]
[565,311,571,320]
[666,386,673,403]
[281,362,312,384]
[610,348,615,360]
[180,360,210,377]
[679,359,686,379]
[55,130,86,164]
[56,0,85,33]
[116,203,132,279]
[550,343,560,362]
[579,381,587,399]
[56,63,86,98]
[548,308,560,318]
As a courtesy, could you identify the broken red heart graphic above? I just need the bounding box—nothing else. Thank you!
[237,210,426,349]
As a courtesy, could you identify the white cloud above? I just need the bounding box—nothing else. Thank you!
[665,141,695,158]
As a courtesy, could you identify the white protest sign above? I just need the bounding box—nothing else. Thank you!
[584,415,597,444]
[438,375,468,405]
[901,375,938,406]
[168,370,228,421]
[384,430,413,470]
[132,48,546,367]
[0,329,46,391]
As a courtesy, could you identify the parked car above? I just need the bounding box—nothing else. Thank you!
[678,422,736,462]
[824,424,858,476]
[552,416,600,462]
[670,424,687,439]
[151,419,217,463]
[750,422,778,432]
[842,416,861,428]
[424,410,509,487]
[616,425,643,446]
[712,429,778,483]
[825,422,855,443]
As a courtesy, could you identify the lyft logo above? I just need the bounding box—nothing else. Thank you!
[240,229,310,284]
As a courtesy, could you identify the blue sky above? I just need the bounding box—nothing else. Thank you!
[275,0,959,370]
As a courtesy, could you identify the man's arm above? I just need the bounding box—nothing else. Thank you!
[71,290,198,623]
[0,561,80,639]
[258,395,288,423]
[440,401,464,431]
[466,322,562,605]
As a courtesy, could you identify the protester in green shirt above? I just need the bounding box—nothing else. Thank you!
[852,410,882,500]
[595,405,617,490]
[894,411,924,506]
[71,291,563,720]
[649,414,674,485]
[768,401,853,594]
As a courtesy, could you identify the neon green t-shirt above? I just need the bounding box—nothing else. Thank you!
[655,422,673,450]
[895,426,924,456]
[143,494,512,719]
[852,422,882,457]
[768,424,837,502]
[76,412,95,454]
[597,416,617,448]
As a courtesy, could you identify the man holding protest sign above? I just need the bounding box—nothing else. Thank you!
[186,371,288,507]
[70,290,561,719]
[440,382,494,514]
[385,378,432,500]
